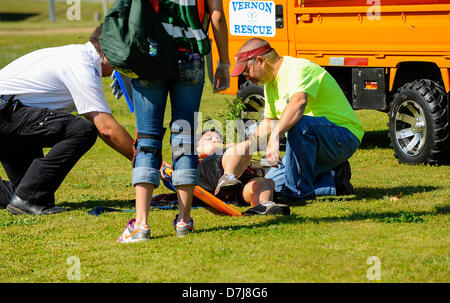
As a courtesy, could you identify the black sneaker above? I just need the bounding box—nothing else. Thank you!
[243,201,290,216]
[214,174,244,196]
[332,160,354,195]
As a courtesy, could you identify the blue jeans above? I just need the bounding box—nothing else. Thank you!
[131,53,204,187]
[269,115,360,198]
[265,159,337,196]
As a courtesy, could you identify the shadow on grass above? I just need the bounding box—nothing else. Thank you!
[359,130,391,149]
[197,204,449,235]
[350,185,440,201]
[56,185,441,212]
[264,207,447,225]
[0,13,39,22]
[58,196,207,211]
[58,199,135,210]
[195,185,447,235]
[54,188,448,239]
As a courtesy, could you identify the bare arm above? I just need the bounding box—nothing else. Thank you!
[83,112,134,161]
[207,0,230,65]
[265,92,308,165]
[208,0,230,92]
[273,92,307,139]
[256,118,277,140]
[245,117,277,150]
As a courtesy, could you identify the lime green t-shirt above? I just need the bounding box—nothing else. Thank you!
[264,56,364,142]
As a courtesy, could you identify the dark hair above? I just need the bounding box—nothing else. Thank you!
[89,23,103,56]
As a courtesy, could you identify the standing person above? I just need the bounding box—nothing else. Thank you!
[0,24,134,215]
[117,0,230,242]
[215,38,364,203]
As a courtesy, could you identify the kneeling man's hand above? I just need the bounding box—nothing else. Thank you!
[266,134,282,167]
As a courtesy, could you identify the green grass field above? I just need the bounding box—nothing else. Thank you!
[0,0,109,31]
[0,1,449,283]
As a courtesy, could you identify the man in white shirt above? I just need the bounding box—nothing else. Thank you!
[0,24,134,215]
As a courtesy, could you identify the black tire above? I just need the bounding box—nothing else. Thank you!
[237,81,265,123]
[388,79,450,165]
[235,81,265,141]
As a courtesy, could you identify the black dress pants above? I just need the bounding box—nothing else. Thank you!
[0,104,97,208]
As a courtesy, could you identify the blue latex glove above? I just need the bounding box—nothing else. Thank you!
[110,70,134,112]
[110,73,123,99]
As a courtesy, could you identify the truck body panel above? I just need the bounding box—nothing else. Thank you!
[209,1,450,94]
[208,0,450,165]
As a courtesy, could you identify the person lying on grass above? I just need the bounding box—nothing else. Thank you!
[197,128,357,208]
[161,129,291,216]
[160,126,356,217]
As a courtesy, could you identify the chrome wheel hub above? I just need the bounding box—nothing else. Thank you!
[394,100,427,156]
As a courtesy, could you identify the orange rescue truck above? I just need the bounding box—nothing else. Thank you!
[207,0,450,165]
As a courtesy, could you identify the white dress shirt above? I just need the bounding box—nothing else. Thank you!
[0,41,111,115]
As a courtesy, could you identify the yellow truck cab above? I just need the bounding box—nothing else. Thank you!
[207,0,450,165]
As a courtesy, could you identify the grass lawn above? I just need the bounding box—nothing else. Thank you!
[0,2,449,283]
[0,0,109,31]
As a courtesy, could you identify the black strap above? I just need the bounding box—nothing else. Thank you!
[132,146,162,168]
[137,127,166,141]
[132,128,166,168]
[135,146,162,156]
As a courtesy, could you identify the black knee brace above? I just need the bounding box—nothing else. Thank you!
[132,128,166,168]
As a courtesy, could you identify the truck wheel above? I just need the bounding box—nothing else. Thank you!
[236,81,265,140]
[388,79,449,165]
[237,81,265,123]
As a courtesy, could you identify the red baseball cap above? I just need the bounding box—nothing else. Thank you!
[231,44,272,77]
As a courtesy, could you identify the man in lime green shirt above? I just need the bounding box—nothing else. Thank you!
[216,38,364,202]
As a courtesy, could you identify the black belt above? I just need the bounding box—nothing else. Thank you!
[0,95,22,112]
[0,95,15,101]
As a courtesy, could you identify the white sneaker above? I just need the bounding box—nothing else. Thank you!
[117,219,150,243]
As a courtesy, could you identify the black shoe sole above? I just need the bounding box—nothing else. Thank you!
[6,204,68,215]
[214,182,244,196]
[266,204,290,216]
[6,204,29,215]
[244,204,290,216]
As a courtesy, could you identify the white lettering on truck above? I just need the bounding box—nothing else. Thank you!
[229,1,276,37]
